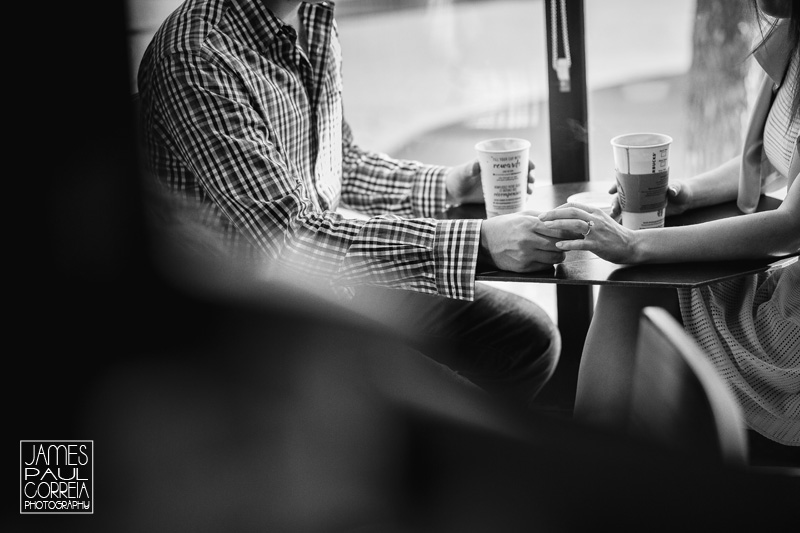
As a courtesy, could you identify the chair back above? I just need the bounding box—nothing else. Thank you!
[628,306,749,466]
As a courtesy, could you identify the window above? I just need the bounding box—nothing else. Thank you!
[128,0,765,184]
[585,0,758,183]
[338,0,552,180]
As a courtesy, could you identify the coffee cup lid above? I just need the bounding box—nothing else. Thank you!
[567,191,614,214]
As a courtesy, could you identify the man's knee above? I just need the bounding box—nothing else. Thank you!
[518,317,561,396]
[486,295,561,404]
[508,296,561,367]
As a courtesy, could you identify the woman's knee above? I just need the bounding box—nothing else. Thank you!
[594,286,680,321]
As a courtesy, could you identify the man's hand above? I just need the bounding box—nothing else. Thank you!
[479,211,571,272]
[446,159,536,205]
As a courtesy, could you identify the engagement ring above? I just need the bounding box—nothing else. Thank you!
[582,220,594,238]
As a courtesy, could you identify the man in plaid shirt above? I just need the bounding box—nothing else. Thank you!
[138,0,566,408]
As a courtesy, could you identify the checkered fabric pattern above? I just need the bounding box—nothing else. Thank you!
[138,0,480,300]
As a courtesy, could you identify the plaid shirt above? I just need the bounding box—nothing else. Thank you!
[138,0,480,300]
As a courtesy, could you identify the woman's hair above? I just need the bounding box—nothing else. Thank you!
[751,0,800,119]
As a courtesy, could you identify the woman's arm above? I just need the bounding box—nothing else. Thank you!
[540,173,800,264]
[633,177,799,262]
[674,156,740,211]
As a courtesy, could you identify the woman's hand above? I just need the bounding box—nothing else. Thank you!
[663,180,693,216]
[446,159,535,205]
[538,202,640,264]
[607,180,693,219]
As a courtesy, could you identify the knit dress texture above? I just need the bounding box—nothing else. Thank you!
[677,50,799,446]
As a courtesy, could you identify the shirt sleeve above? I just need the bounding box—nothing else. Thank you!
[340,120,449,218]
[149,52,480,300]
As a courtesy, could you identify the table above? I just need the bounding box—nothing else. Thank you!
[447,180,793,287]
[445,181,797,410]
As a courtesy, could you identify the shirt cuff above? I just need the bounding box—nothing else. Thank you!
[433,218,482,300]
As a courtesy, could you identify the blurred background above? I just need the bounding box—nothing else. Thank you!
[127,0,763,322]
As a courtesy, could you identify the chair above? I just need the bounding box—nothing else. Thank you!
[627,306,750,467]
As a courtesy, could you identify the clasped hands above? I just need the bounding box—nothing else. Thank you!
[447,159,568,272]
[449,160,691,271]
[478,182,692,271]
[447,158,576,271]
[480,201,632,271]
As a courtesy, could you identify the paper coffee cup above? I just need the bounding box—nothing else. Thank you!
[610,132,672,230]
[475,138,530,218]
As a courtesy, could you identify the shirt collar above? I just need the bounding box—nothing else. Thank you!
[753,18,795,87]
[226,1,335,55]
